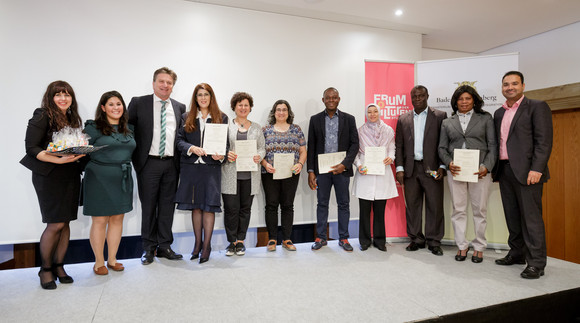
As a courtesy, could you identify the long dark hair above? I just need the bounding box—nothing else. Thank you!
[95,91,130,136]
[41,80,82,131]
[267,99,294,125]
[185,83,223,133]
[450,85,485,115]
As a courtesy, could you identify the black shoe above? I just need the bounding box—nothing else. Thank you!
[225,243,236,256]
[235,242,246,256]
[141,250,155,265]
[373,241,387,252]
[52,263,74,284]
[311,238,327,250]
[199,246,211,264]
[406,241,426,251]
[339,239,353,252]
[156,247,183,260]
[495,255,526,266]
[455,247,469,262]
[359,244,370,251]
[521,266,544,279]
[471,251,483,263]
[38,267,57,290]
[428,245,444,256]
[190,244,202,260]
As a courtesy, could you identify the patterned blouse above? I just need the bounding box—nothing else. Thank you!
[261,124,306,174]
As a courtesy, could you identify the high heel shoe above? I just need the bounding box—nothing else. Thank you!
[38,267,57,290]
[472,250,483,263]
[190,247,201,260]
[454,247,470,262]
[199,246,211,264]
[52,263,74,284]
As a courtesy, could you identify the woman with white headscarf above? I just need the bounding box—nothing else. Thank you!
[352,104,398,251]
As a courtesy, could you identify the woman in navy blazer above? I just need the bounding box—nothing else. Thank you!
[175,83,228,263]
[20,81,84,289]
[439,85,496,263]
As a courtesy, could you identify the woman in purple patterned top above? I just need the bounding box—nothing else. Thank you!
[260,100,306,251]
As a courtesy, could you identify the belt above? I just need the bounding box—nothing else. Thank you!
[89,160,133,193]
[414,159,423,163]
[499,159,510,165]
[148,155,173,160]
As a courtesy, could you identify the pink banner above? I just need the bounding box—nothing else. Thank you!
[365,61,414,237]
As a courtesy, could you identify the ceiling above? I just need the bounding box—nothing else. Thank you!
[187,0,580,53]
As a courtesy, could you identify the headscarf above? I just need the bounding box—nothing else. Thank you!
[358,103,391,154]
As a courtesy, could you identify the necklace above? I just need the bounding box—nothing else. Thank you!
[236,118,247,128]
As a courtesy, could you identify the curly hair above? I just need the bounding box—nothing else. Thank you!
[185,83,224,133]
[450,85,485,115]
[41,80,82,131]
[267,99,294,125]
[95,91,131,136]
[230,92,253,111]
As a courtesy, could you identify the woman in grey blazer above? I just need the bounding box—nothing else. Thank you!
[439,85,497,263]
[222,92,266,257]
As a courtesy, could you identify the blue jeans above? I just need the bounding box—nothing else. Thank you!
[316,173,351,240]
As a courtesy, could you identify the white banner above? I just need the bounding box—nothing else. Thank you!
[416,53,519,115]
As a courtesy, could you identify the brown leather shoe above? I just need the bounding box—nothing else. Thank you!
[93,266,109,275]
[107,262,125,271]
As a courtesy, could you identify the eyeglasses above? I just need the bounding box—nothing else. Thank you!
[276,108,288,112]
[197,93,210,98]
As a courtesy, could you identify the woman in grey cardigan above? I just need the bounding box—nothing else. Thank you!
[222,92,266,256]
[439,85,496,263]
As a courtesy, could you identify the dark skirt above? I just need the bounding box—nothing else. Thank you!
[175,163,222,213]
[32,163,80,223]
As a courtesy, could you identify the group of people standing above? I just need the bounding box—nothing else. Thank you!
[21,68,552,290]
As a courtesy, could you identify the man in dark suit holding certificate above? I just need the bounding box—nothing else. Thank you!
[307,87,359,252]
[492,71,553,279]
[128,67,186,265]
[395,85,447,256]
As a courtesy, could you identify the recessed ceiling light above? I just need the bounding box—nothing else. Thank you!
[395,9,403,16]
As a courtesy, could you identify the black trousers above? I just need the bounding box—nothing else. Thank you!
[222,179,254,242]
[498,161,547,269]
[261,173,300,241]
[358,198,387,247]
[403,161,444,247]
[136,158,178,251]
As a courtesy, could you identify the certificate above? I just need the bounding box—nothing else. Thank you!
[235,140,257,172]
[364,146,386,175]
[202,123,228,155]
[273,153,294,180]
[453,149,479,183]
[317,151,346,174]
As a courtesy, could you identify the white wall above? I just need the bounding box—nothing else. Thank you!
[480,22,580,90]
[422,48,476,61]
[0,0,421,244]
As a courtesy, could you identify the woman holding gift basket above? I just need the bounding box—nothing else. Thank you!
[20,80,85,290]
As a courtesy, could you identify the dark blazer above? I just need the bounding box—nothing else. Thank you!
[395,107,447,178]
[127,94,186,173]
[492,97,553,185]
[176,112,229,165]
[438,111,497,171]
[307,109,359,177]
[20,108,83,176]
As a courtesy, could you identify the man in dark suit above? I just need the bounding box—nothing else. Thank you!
[492,71,553,279]
[395,85,447,255]
[128,67,186,265]
[307,87,359,251]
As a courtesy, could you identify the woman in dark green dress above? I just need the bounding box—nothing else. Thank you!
[83,91,136,275]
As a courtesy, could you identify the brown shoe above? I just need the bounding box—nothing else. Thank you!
[93,266,109,275]
[107,262,125,271]
[282,240,296,251]
[267,240,277,252]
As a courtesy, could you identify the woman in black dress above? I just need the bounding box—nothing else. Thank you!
[20,81,84,289]
[175,83,228,263]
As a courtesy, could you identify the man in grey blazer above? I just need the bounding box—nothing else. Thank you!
[492,71,553,279]
[128,67,186,265]
[395,85,447,255]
